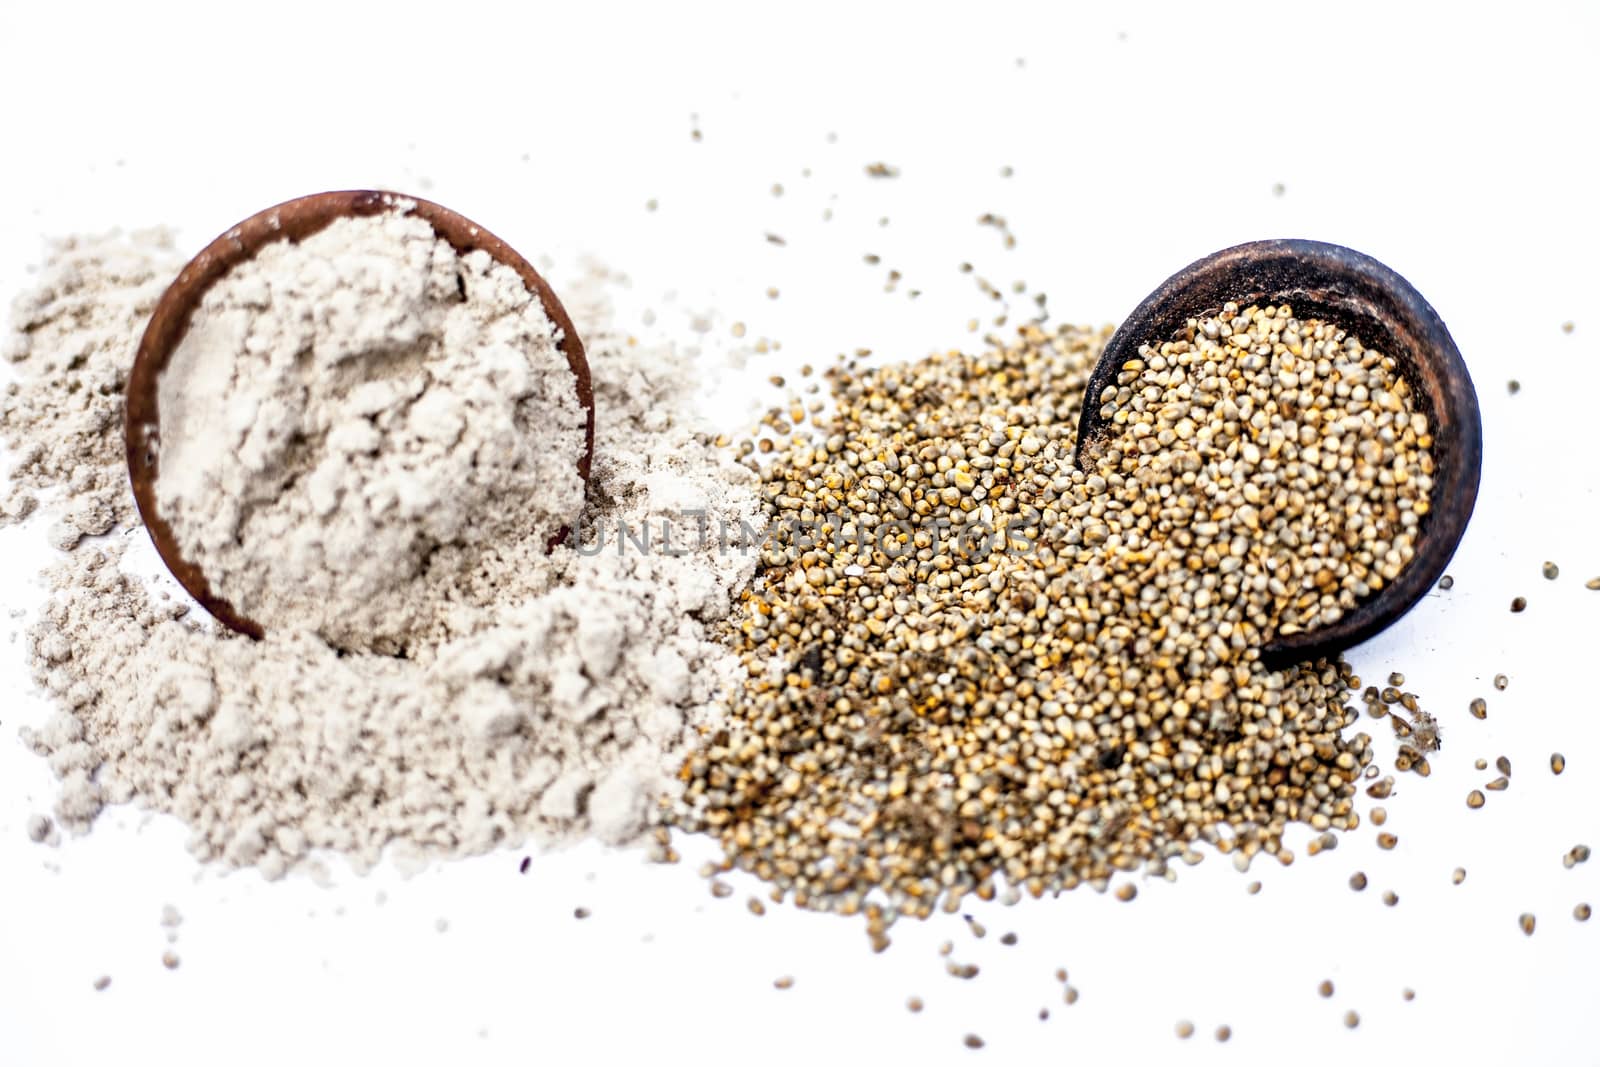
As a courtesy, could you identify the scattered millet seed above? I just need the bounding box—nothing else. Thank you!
[1497,756,1512,776]
[1247,881,1262,895]
[1403,988,1416,1002]
[1388,672,1406,687]
[965,916,987,938]
[710,881,733,899]
[92,976,110,992]
[748,897,767,917]
[1552,753,1566,775]
[865,162,901,178]
[1371,807,1388,826]
[907,996,924,1013]
[1563,321,1576,333]
[574,907,591,920]
[1369,777,1395,799]
[1453,867,1467,885]
[1467,790,1486,809]
[1495,674,1510,690]
[1439,575,1454,590]
[645,198,658,211]
[939,941,954,957]
[1319,980,1335,998]
[1576,904,1592,922]
[1511,597,1527,613]
[1175,1021,1194,1039]
[1543,561,1560,580]
[1350,872,1368,891]
[765,287,779,300]
[1486,776,1509,791]
[1345,1010,1360,1029]
[1587,577,1600,591]
[1038,1008,1049,1021]
[770,183,784,197]
[1063,986,1079,1005]
[518,856,531,874]
[161,951,179,970]
[679,307,1421,921]
[1000,932,1018,946]
[1115,884,1137,902]
[1378,833,1399,850]
[947,962,980,980]
[1215,1025,1232,1043]
[1567,844,1591,867]
[1475,758,1489,770]
[1470,698,1488,720]
[1384,890,1399,907]
[1520,913,1536,935]
[1054,969,1068,983]
[1508,379,1521,394]
[773,976,794,990]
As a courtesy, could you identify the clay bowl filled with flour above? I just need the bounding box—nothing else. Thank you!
[125,190,596,648]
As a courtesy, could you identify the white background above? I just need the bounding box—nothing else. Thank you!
[3,2,1599,1063]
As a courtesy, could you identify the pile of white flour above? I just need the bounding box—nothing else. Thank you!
[155,213,588,653]
[3,228,762,876]
[0,231,186,540]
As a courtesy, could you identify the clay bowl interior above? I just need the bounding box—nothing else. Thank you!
[1074,239,1482,666]
[124,189,596,639]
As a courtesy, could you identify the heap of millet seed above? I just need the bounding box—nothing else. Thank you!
[672,304,1433,923]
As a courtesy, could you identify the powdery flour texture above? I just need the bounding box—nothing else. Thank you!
[2,224,761,877]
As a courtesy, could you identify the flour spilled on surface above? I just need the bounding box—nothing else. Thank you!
[154,213,588,654]
[3,229,762,877]
[0,231,185,540]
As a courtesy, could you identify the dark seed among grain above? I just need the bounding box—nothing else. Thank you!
[1511,597,1527,613]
